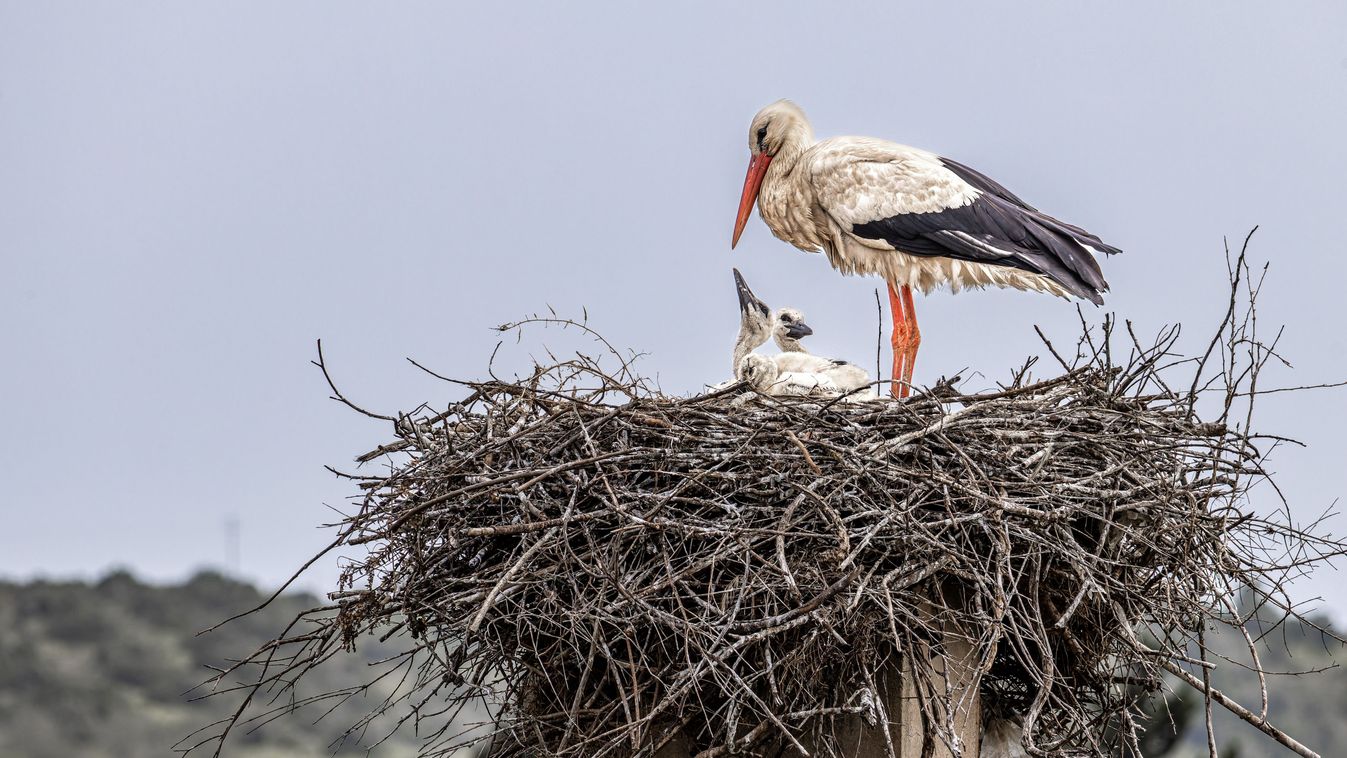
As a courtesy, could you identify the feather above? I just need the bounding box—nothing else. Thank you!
[850,195,1110,305]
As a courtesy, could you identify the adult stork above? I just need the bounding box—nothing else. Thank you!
[730,100,1120,398]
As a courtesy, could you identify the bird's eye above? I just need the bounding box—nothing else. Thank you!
[756,125,768,149]
[779,314,792,323]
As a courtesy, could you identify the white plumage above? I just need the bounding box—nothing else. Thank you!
[737,353,842,398]
[770,349,873,398]
[734,100,1116,301]
[731,99,1120,398]
[980,718,1027,758]
[726,269,876,401]
[771,307,810,353]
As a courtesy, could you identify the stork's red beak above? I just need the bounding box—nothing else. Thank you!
[731,153,771,249]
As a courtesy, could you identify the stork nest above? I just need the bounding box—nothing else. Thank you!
[185,239,1341,758]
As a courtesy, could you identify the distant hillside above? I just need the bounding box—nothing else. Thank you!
[0,571,431,758]
[1168,605,1345,757]
[0,572,1339,757]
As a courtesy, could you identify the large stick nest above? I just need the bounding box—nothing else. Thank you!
[185,239,1342,758]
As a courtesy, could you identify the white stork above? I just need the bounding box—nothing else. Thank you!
[730,100,1120,398]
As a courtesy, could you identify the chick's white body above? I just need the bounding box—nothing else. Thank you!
[738,354,839,397]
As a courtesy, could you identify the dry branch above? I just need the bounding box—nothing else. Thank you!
[181,235,1344,758]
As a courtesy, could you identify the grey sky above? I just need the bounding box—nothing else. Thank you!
[3,2,1346,614]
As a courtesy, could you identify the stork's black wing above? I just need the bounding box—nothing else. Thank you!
[940,158,1040,212]
[851,158,1120,305]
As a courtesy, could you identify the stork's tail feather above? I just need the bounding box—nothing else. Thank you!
[1035,212,1124,257]
[1005,199,1117,303]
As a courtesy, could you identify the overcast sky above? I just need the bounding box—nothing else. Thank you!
[3,2,1346,615]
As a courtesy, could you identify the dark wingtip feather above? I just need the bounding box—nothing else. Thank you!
[943,155,1124,258]
[1056,271,1106,306]
[940,158,1040,212]
[851,188,1117,306]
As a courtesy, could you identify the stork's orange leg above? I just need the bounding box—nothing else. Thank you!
[900,284,921,397]
[887,282,909,398]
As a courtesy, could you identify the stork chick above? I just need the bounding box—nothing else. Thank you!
[773,307,811,353]
[731,268,778,377]
[731,269,876,400]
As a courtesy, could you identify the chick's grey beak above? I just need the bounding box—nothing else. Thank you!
[784,321,813,339]
[733,268,769,318]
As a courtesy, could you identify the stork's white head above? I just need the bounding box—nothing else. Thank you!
[774,307,812,344]
[734,268,773,347]
[732,100,815,248]
[746,100,812,157]
[737,353,780,391]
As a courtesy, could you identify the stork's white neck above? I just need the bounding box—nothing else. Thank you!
[759,156,821,252]
[765,122,812,178]
[732,319,770,379]
[775,333,807,354]
[753,114,819,253]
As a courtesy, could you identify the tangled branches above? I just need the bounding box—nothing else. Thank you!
[183,235,1342,758]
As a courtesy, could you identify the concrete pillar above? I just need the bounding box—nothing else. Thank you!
[626,608,985,757]
[793,635,982,758]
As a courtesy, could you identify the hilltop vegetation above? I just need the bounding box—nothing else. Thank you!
[0,571,1339,757]
[1171,608,1344,757]
[0,571,428,758]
